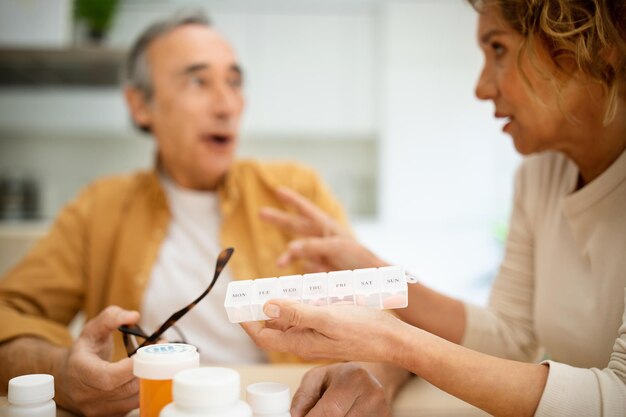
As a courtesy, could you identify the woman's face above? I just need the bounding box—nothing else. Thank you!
[474,6,606,156]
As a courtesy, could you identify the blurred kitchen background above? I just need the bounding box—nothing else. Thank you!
[0,0,520,305]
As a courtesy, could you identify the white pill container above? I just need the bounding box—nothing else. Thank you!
[7,374,55,417]
[160,367,252,417]
[246,382,291,417]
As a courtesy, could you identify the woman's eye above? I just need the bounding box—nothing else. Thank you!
[491,42,506,57]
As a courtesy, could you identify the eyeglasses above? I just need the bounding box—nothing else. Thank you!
[118,247,234,357]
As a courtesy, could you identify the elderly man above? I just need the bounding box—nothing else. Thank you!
[0,10,409,417]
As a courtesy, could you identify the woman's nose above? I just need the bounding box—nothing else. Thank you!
[475,65,497,101]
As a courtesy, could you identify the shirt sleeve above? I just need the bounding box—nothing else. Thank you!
[0,186,92,347]
[461,165,540,362]
[534,289,626,417]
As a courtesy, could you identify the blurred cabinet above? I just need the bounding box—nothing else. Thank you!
[0,221,47,276]
[0,48,124,86]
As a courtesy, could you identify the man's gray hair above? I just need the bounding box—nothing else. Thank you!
[125,9,211,101]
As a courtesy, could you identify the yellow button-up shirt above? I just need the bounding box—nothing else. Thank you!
[0,159,348,362]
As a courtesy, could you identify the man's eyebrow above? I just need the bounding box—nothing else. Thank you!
[181,63,209,75]
[480,29,506,44]
[180,63,243,76]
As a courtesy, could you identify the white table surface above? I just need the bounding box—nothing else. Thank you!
[1,364,489,417]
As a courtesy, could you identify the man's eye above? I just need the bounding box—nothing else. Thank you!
[228,77,243,88]
[190,76,207,87]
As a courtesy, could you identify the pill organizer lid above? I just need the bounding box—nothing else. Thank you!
[173,367,240,408]
[8,374,54,405]
[224,280,254,306]
[353,268,380,293]
[133,343,199,380]
[246,382,290,414]
[252,277,280,301]
[278,275,303,297]
[378,266,407,290]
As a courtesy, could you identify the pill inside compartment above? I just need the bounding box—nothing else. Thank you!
[353,268,382,308]
[251,278,281,320]
[378,266,408,309]
[224,279,254,323]
[301,272,329,306]
[328,270,355,305]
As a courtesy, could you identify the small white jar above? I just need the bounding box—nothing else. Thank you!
[160,367,252,417]
[7,374,55,417]
[246,382,291,417]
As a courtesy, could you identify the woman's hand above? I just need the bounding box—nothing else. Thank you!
[260,186,349,239]
[276,235,388,272]
[241,300,406,363]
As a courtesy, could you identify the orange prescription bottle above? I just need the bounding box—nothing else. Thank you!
[133,343,199,417]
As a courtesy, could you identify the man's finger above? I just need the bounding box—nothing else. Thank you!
[82,306,140,343]
[291,368,327,417]
[80,356,135,392]
[302,382,359,417]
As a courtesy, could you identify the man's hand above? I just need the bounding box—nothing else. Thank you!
[54,306,141,417]
[291,362,405,417]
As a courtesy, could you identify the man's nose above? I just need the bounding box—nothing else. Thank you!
[211,84,240,119]
[475,65,497,101]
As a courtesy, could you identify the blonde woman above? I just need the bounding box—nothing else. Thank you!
[245,1,626,416]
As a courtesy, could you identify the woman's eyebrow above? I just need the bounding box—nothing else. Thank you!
[480,28,506,44]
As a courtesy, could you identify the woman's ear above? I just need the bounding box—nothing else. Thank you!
[124,87,152,131]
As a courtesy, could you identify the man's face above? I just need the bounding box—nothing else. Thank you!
[134,24,244,190]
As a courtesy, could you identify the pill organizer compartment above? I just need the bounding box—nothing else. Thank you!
[301,272,329,306]
[277,275,303,301]
[251,278,281,320]
[353,268,382,308]
[224,280,254,323]
[328,270,355,305]
[378,266,408,309]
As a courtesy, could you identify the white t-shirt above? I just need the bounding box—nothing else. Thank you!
[140,174,266,364]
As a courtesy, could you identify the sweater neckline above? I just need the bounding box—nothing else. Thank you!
[563,147,626,216]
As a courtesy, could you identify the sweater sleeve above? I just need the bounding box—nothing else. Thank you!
[0,186,92,346]
[461,165,540,362]
[534,289,626,417]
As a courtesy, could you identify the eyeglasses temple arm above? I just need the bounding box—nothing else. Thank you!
[138,247,234,347]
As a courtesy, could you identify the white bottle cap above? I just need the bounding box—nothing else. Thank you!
[8,374,54,405]
[172,367,240,408]
[133,343,199,380]
[246,382,290,414]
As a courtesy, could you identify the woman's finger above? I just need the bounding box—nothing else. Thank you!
[259,207,310,235]
[275,187,332,225]
[263,299,334,332]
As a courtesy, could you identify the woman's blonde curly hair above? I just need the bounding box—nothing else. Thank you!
[467,0,626,123]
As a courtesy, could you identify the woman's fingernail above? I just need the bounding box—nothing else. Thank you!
[264,303,281,318]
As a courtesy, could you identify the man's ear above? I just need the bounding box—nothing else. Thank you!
[124,87,152,131]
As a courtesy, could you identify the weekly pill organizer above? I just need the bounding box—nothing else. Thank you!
[224,266,416,323]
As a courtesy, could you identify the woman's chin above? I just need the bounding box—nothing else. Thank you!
[511,136,537,156]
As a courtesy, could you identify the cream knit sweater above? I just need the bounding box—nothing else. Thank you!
[462,150,626,416]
